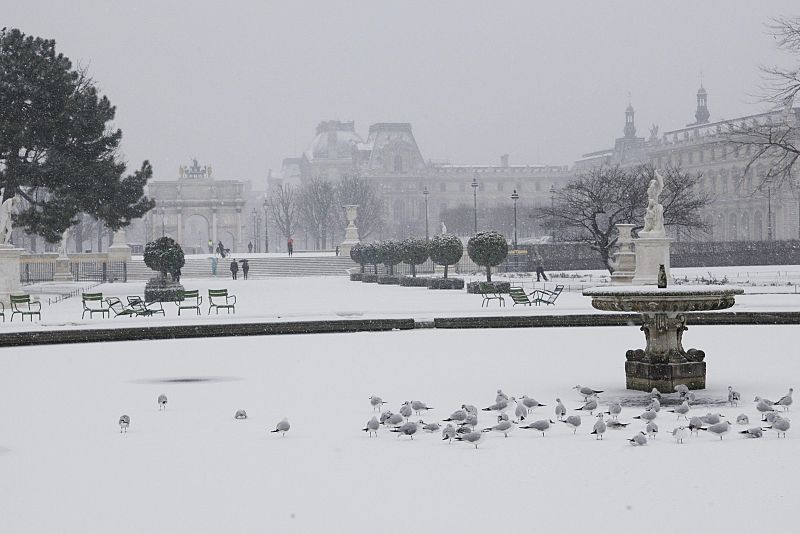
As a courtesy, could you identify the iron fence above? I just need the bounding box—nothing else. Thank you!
[20,261,127,284]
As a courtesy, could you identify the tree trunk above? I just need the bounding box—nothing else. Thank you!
[360,264,365,274]
[486,265,492,282]
[373,263,378,275]
[75,224,83,253]
[444,265,449,279]
[411,263,416,277]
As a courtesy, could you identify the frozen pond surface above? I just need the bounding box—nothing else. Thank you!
[1,325,797,533]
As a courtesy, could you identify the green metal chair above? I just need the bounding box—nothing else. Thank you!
[10,294,41,322]
[82,292,110,319]
[175,290,202,316]
[208,289,236,314]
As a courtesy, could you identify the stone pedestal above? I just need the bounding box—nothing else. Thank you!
[632,237,672,285]
[339,205,360,256]
[53,255,73,282]
[108,228,132,261]
[611,223,636,285]
[0,244,23,306]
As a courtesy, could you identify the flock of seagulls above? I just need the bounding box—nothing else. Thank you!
[115,386,793,447]
[362,385,793,448]
[117,394,291,436]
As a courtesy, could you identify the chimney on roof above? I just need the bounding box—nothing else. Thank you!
[500,154,509,168]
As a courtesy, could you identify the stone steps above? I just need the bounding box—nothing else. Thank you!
[125,256,358,280]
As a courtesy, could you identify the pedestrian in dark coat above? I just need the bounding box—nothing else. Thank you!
[241,259,250,280]
[230,259,239,280]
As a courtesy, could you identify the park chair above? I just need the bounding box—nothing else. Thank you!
[127,296,165,317]
[508,286,533,306]
[208,289,236,315]
[531,284,564,306]
[10,294,41,322]
[0,302,5,322]
[479,282,505,308]
[175,289,202,316]
[82,292,110,319]
[105,296,138,318]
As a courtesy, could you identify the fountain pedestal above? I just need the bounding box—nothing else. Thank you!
[583,286,743,391]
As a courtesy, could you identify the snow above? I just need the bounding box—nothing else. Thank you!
[583,285,744,296]
[1,324,798,533]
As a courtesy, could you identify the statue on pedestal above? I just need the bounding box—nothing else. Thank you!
[640,170,666,238]
[440,221,447,235]
[0,195,21,245]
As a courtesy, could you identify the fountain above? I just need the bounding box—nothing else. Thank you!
[583,170,743,391]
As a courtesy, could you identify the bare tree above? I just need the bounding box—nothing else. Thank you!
[298,177,337,249]
[268,183,298,242]
[724,16,800,189]
[336,174,384,240]
[538,165,710,272]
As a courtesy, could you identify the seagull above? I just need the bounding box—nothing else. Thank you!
[496,389,510,403]
[411,400,434,415]
[463,404,479,416]
[765,412,780,424]
[680,391,697,403]
[591,413,606,440]
[700,413,724,425]
[647,398,661,413]
[700,421,731,440]
[740,427,763,438]
[460,413,478,430]
[633,410,657,423]
[727,386,741,407]
[399,402,413,420]
[384,413,405,428]
[774,388,793,411]
[629,432,647,446]
[574,385,603,401]
[755,397,776,421]
[444,409,468,424]
[270,418,290,437]
[234,409,248,420]
[555,398,567,421]
[369,396,387,411]
[455,429,489,449]
[157,394,168,411]
[118,414,130,433]
[442,423,457,443]
[379,410,394,425]
[755,395,775,405]
[497,413,510,423]
[648,388,662,400]
[606,420,630,429]
[363,416,380,437]
[763,416,790,438]
[674,384,689,396]
[671,426,688,444]
[562,414,582,434]
[736,414,749,425]
[688,416,704,436]
[646,421,659,439]
[520,419,554,436]
[420,421,441,433]
[482,399,510,414]
[519,395,546,413]
[668,400,690,420]
[390,421,419,440]
[484,419,516,437]
[575,397,598,415]
[606,400,622,420]
[513,401,528,422]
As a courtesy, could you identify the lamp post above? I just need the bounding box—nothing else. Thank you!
[766,178,773,241]
[511,189,519,272]
[160,206,165,237]
[549,184,557,243]
[423,185,429,241]
[263,197,269,253]
[471,174,479,235]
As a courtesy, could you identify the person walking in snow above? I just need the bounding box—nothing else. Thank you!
[241,259,250,280]
[287,237,294,257]
[230,259,239,280]
[247,241,253,253]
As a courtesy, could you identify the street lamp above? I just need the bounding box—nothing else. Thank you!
[511,189,519,272]
[471,174,479,234]
[423,185,429,241]
[766,177,773,241]
[160,205,165,237]
[263,196,269,253]
[251,208,258,251]
[549,184,557,243]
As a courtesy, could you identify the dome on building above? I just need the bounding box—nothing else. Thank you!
[305,120,363,160]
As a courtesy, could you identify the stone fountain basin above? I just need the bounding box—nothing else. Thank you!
[582,285,744,313]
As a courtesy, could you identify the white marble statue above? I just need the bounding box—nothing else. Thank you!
[440,221,447,235]
[641,170,666,237]
[57,229,70,257]
[0,195,21,245]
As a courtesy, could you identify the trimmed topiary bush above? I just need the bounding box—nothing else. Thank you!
[350,243,367,274]
[144,236,185,279]
[350,273,363,281]
[466,281,511,294]
[377,275,400,285]
[401,237,429,277]
[378,240,403,275]
[467,231,509,282]
[428,234,463,279]
[361,243,381,275]
[428,277,465,290]
[400,276,431,287]
[362,273,379,283]
[144,276,184,302]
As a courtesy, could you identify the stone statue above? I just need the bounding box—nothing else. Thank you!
[641,170,666,237]
[440,221,447,235]
[206,165,213,178]
[57,229,70,256]
[179,166,185,178]
[0,195,21,245]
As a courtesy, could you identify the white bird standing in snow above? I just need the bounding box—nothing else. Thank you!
[484,419,516,438]
[390,421,419,439]
[668,400,690,420]
[519,395,546,413]
[271,418,291,437]
[369,396,387,411]
[674,384,689,396]
[648,388,662,400]
[411,400,433,415]
[575,397,598,415]
[399,402,413,420]
[496,389,509,403]
[774,388,793,411]
[482,399,510,414]
[755,397,775,421]
[647,397,661,413]
[700,421,731,440]
[158,394,168,411]
[688,416,704,436]
[727,386,741,407]
[455,429,489,449]
[555,398,567,421]
[420,421,441,433]
[736,414,749,425]
[606,400,622,420]
[646,421,658,438]
[118,414,130,433]
[700,413,724,425]
[461,413,478,430]
[633,410,657,423]
[234,409,248,420]
[562,414,582,434]
[740,427,763,438]
[763,416,790,438]
[591,413,606,440]
[671,426,689,444]
[384,413,404,428]
[512,400,528,422]
[463,404,479,416]
[573,385,603,401]
[520,419,554,436]
[444,409,468,424]
[629,432,647,446]
[442,423,457,443]
[363,416,380,437]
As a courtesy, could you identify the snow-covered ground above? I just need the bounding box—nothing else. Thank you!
[0,325,797,533]
[7,267,800,333]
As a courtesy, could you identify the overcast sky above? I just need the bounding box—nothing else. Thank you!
[4,1,798,185]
